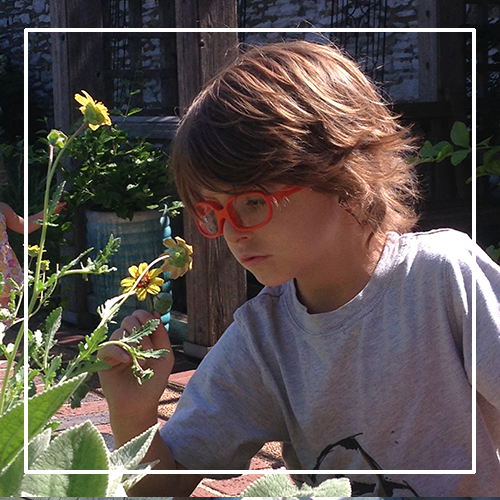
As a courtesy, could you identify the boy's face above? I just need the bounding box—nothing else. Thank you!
[199,186,365,291]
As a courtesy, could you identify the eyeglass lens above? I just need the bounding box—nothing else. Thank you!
[197,193,270,235]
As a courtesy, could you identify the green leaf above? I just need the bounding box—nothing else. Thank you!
[70,382,91,409]
[0,427,54,495]
[136,348,170,360]
[120,461,158,492]
[483,146,500,171]
[69,358,111,380]
[450,121,470,148]
[451,148,470,166]
[0,445,23,496]
[126,107,142,117]
[45,247,94,287]
[109,423,159,471]
[48,182,66,216]
[28,373,87,441]
[0,402,24,471]
[418,140,435,159]
[477,136,492,147]
[44,307,62,352]
[474,165,489,179]
[154,293,173,314]
[431,140,452,157]
[435,142,454,162]
[123,319,160,345]
[21,421,110,496]
[79,325,108,353]
[486,243,500,264]
[63,326,109,381]
[28,427,52,465]
[97,294,125,322]
[242,474,351,497]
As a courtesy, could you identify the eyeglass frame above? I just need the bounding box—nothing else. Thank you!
[193,186,305,238]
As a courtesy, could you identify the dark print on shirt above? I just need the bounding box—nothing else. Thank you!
[309,433,419,497]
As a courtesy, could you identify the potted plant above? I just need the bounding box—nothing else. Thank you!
[61,91,182,324]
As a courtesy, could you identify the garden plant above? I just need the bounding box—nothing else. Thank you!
[416,120,500,262]
[0,90,192,496]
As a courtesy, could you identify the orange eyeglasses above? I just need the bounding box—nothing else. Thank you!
[194,186,305,238]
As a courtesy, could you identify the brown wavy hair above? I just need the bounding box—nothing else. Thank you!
[171,40,420,235]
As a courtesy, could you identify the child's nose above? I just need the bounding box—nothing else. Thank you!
[223,219,250,244]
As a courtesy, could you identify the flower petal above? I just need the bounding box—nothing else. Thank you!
[120,277,136,287]
[163,238,175,249]
[147,284,162,295]
[128,265,139,277]
[74,92,89,106]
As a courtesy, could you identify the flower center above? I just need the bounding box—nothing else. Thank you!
[137,275,151,289]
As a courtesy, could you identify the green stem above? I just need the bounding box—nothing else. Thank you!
[28,122,88,320]
[0,322,24,414]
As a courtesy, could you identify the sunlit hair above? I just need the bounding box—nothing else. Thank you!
[171,40,420,235]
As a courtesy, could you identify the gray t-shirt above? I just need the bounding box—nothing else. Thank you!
[160,229,500,496]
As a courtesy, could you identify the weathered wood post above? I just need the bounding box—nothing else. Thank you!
[49,2,107,327]
[175,2,247,357]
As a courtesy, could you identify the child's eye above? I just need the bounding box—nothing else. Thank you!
[246,198,266,208]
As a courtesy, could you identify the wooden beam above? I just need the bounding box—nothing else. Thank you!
[118,115,179,140]
[50,0,106,127]
[417,1,438,102]
[49,1,106,327]
[175,2,246,354]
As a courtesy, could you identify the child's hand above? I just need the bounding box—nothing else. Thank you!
[98,310,174,427]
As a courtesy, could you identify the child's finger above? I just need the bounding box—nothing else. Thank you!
[98,342,131,367]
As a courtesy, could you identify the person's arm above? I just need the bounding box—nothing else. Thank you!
[98,309,202,496]
[125,430,201,496]
[472,244,500,411]
[0,201,66,234]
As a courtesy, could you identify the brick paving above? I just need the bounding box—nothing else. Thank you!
[1,321,285,497]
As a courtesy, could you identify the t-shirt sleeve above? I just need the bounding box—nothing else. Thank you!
[159,320,286,470]
[474,245,500,411]
[447,234,500,411]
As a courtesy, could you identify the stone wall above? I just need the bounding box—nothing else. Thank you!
[1,0,53,113]
[240,0,420,102]
[1,0,425,122]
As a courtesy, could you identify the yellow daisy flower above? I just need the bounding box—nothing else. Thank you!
[120,263,164,302]
[74,90,112,130]
[161,237,193,279]
[27,245,45,258]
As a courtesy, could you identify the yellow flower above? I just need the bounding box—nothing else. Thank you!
[161,237,193,279]
[27,245,45,258]
[74,90,112,130]
[120,263,164,302]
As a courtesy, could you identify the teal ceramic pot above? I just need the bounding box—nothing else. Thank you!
[86,209,171,328]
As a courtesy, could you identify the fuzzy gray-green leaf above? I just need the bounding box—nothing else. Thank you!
[109,423,159,471]
[242,474,351,497]
[21,420,109,496]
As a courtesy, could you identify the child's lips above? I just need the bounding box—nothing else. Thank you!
[239,254,269,266]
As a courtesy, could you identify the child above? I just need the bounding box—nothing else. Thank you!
[0,200,65,310]
[98,41,500,497]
